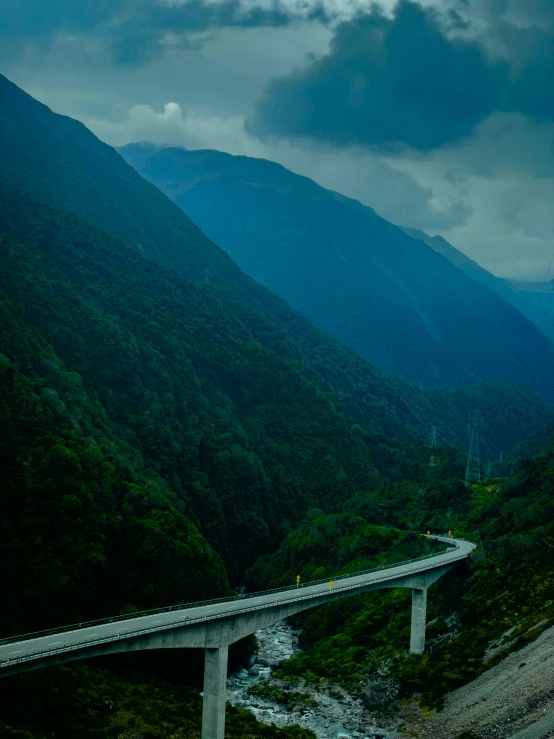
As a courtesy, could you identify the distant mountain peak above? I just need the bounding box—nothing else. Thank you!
[119,142,554,398]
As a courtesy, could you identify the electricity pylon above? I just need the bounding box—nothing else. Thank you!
[430,426,439,448]
[465,410,481,484]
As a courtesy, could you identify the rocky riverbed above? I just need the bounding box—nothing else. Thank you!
[226,621,399,739]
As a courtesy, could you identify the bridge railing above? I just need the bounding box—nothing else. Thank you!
[0,536,471,649]
[0,541,473,669]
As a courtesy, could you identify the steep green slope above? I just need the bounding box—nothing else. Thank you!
[117,143,554,398]
[0,665,316,739]
[0,189,321,739]
[0,352,230,636]
[404,227,554,338]
[508,415,554,462]
[0,77,239,286]
[0,185,374,578]
[1,185,549,579]
[3,74,551,739]
[0,74,548,456]
[246,450,554,706]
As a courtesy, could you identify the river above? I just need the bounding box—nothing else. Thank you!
[226,620,398,739]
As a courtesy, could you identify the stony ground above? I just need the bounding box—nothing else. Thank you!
[228,620,554,739]
[424,623,554,739]
[226,621,399,739]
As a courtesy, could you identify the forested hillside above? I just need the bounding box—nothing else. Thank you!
[405,228,554,338]
[1,73,553,739]
[246,450,554,708]
[0,74,548,455]
[0,187,325,739]
[1,184,550,579]
[118,143,554,398]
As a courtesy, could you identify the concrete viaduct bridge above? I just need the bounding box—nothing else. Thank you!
[0,535,475,738]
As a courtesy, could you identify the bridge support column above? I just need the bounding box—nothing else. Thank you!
[201,645,228,739]
[410,588,427,654]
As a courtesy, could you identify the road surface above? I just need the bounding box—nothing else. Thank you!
[0,535,475,674]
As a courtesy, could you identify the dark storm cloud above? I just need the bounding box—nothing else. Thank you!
[247,1,507,151]
[247,0,554,152]
[487,20,554,124]
[0,0,329,66]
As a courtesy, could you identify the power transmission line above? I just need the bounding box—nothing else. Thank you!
[465,410,482,484]
[480,415,499,479]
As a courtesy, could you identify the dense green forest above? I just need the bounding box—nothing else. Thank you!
[247,451,554,706]
[0,74,550,456]
[0,663,316,739]
[0,187,326,736]
[1,185,548,580]
[0,184,416,579]
[1,73,554,739]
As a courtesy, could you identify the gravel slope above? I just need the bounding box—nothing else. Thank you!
[424,624,554,739]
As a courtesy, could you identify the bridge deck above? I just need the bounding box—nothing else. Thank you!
[1,536,475,672]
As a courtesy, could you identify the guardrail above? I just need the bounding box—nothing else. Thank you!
[429,632,454,655]
[0,537,461,648]
[0,539,471,670]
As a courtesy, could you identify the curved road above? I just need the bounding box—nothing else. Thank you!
[0,536,475,675]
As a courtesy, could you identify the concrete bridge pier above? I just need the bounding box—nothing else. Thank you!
[201,645,229,739]
[410,587,428,654]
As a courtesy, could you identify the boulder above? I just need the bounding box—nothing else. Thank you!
[360,680,387,711]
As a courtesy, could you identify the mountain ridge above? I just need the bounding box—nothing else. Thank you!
[403,227,554,337]
[117,142,554,399]
[1,73,548,456]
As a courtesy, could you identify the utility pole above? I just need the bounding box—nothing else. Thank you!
[465,410,481,484]
[430,426,439,449]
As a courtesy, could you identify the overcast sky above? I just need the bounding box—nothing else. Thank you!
[2,0,553,279]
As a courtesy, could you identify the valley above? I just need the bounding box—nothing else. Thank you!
[227,621,395,739]
[118,144,554,399]
[0,59,553,739]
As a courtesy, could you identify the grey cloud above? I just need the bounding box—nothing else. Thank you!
[500,24,554,122]
[0,0,327,66]
[247,0,554,152]
[477,0,554,25]
[110,34,164,67]
[247,1,508,151]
